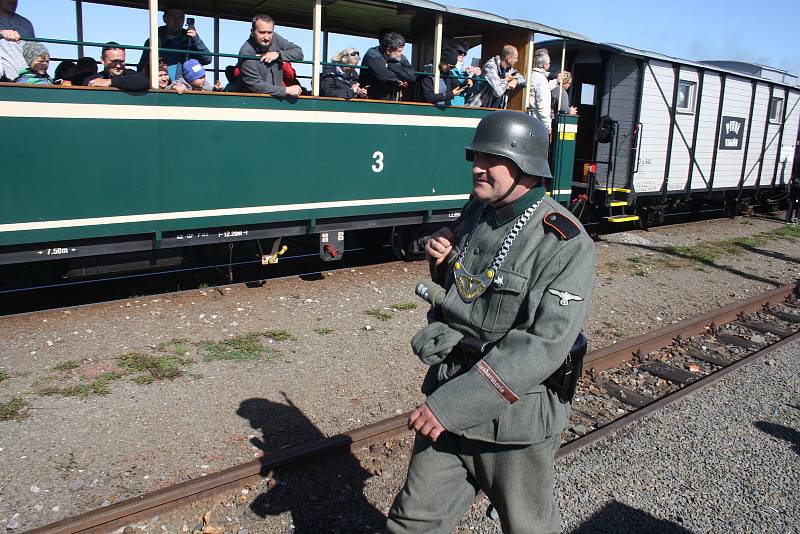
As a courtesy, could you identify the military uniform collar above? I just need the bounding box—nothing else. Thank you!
[487,185,546,226]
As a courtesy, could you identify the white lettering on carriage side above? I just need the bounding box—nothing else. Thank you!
[45,247,75,256]
[372,151,384,173]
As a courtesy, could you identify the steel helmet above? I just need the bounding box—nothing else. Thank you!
[465,110,553,179]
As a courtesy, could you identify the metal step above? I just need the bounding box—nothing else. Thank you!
[600,187,632,193]
[605,215,640,223]
[608,201,629,207]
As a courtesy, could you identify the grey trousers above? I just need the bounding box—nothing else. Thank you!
[387,432,561,534]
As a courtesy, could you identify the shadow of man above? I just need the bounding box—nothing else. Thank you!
[754,420,800,456]
[237,396,387,533]
[570,500,694,534]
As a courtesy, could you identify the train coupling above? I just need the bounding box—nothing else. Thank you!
[261,244,288,265]
[320,231,344,261]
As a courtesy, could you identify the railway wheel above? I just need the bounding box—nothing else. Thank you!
[390,225,428,261]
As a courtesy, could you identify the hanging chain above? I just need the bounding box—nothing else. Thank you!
[456,199,543,272]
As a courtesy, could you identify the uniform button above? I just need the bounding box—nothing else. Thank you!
[473,248,480,255]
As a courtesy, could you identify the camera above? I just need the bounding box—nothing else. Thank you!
[186,17,195,29]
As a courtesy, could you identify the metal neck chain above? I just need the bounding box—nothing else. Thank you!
[456,199,543,272]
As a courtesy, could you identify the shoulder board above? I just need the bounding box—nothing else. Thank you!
[543,212,580,240]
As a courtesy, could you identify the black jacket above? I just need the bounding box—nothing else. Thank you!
[358,46,416,100]
[83,69,149,92]
[234,34,304,97]
[419,64,460,106]
[320,66,358,99]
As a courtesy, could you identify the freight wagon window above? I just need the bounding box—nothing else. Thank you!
[580,83,595,106]
[769,97,784,123]
[676,80,696,113]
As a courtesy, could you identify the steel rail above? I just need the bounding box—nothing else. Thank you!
[24,281,799,534]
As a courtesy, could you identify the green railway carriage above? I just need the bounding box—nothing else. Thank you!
[0,84,484,262]
[0,0,589,277]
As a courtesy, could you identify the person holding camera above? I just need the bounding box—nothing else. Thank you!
[387,111,595,533]
[467,45,525,109]
[418,47,473,107]
[448,41,481,106]
[136,5,212,81]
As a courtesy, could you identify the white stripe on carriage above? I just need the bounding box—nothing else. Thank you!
[0,101,483,128]
[0,194,472,232]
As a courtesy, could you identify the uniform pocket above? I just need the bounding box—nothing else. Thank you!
[494,391,547,445]
[469,268,529,335]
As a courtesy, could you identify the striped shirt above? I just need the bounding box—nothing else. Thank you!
[0,12,35,82]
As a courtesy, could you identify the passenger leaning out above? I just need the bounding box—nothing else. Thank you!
[171,59,221,93]
[419,48,472,107]
[359,31,416,101]
[137,5,212,81]
[320,47,366,99]
[467,45,525,109]
[234,13,303,97]
[529,49,559,133]
[14,42,53,84]
[83,42,149,92]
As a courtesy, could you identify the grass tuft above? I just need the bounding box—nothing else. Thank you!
[314,327,334,335]
[0,397,28,421]
[391,302,418,311]
[52,451,79,479]
[199,333,277,362]
[118,352,185,382]
[0,369,9,383]
[264,330,297,342]
[52,360,80,372]
[157,338,190,357]
[365,309,393,321]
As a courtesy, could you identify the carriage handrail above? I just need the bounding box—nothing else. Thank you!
[26,36,487,80]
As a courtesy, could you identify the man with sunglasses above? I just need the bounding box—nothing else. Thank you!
[83,42,149,91]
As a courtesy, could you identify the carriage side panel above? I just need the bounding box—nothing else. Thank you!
[690,72,721,191]
[666,67,699,191]
[711,77,753,189]
[632,60,674,194]
[596,54,639,189]
[774,89,800,186]
[741,82,770,187]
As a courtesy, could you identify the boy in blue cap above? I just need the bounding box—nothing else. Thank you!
[172,59,221,93]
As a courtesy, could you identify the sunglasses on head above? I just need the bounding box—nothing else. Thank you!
[348,50,360,57]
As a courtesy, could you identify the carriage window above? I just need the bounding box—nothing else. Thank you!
[579,83,595,106]
[769,97,784,122]
[676,80,696,113]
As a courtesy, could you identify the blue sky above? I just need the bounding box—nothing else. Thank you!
[20,0,800,83]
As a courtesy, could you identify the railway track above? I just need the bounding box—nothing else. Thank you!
[25,281,800,534]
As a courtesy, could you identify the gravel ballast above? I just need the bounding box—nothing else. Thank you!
[556,340,800,534]
[1,215,799,532]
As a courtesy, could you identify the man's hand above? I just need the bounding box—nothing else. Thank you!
[87,78,112,88]
[214,79,223,91]
[452,85,466,96]
[508,78,519,90]
[425,227,455,267]
[259,51,280,63]
[556,71,564,83]
[569,106,578,116]
[466,66,481,76]
[186,28,198,39]
[285,84,302,97]
[408,404,445,441]
[0,30,20,42]
[397,80,409,89]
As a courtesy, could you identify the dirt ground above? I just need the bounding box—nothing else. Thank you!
[1,214,799,533]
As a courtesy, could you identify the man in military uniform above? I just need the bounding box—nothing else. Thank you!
[387,111,595,533]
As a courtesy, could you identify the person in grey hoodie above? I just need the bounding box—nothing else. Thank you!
[234,13,303,97]
[467,45,525,109]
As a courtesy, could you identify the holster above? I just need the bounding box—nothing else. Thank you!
[543,333,587,403]
[454,332,588,404]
